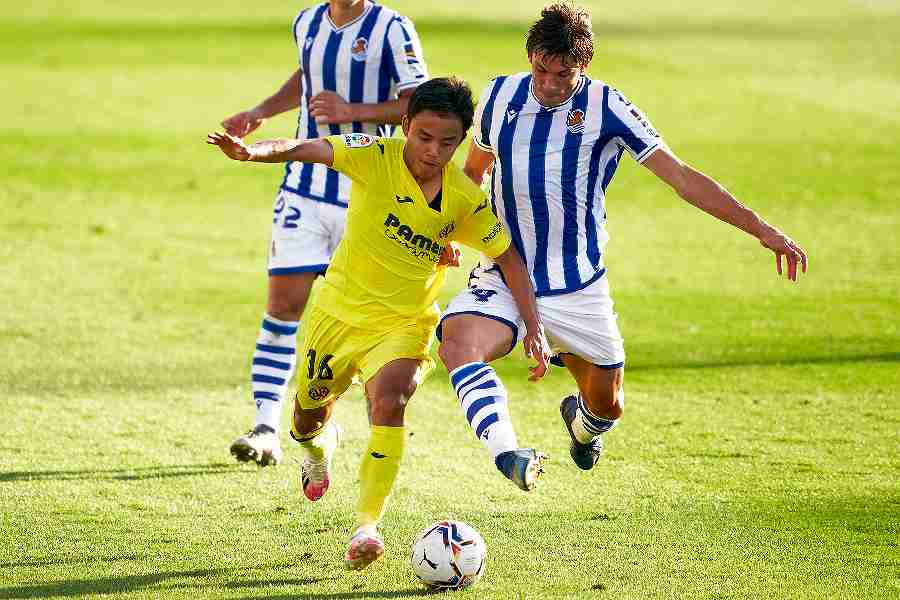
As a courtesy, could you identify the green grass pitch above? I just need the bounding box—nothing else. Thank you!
[1,1,898,598]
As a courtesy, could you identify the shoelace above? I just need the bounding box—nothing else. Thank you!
[303,457,327,482]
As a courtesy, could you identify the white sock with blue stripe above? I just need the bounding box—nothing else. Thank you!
[251,314,299,432]
[571,393,620,443]
[449,362,518,458]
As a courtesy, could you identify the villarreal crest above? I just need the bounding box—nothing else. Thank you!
[351,37,368,62]
[566,108,586,134]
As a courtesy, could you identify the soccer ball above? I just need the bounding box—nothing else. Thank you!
[410,520,486,590]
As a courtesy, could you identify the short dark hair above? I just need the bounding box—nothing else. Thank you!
[406,77,475,133]
[526,2,594,67]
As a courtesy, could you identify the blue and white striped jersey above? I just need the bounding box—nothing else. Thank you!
[474,73,667,296]
[281,2,428,207]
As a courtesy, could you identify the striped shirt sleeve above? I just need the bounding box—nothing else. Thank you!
[604,88,667,163]
[384,16,428,92]
[291,8,308,50]
[471,79,499,152]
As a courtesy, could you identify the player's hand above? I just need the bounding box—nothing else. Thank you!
[206,131,252,161]
[758,227,808,282]
[221,109,265,138]
[437,243,461,268]
[309,91,353,125]
[522,325,551,382]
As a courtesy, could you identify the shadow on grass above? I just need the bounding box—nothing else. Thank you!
[219,579,336,590]
[0,463,240,482]
[628,351,899,373]
[0,570,335,599]
[0,554,145,569]
[236,591,436,600]
[0,568,228,599]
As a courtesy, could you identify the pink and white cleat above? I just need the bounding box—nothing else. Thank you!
[344,527,385,570]
[299,422,340,502]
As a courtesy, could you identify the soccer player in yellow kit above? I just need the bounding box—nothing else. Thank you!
[208,78,551,570]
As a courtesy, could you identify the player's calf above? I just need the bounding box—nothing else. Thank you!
[237,313,300,466]
[449,362,520,456]
[449,361,546,490]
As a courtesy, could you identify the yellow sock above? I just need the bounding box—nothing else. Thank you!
[356,425,406,528]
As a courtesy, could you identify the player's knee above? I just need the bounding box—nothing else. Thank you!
[368,380,417,425]
[438,337,480,370]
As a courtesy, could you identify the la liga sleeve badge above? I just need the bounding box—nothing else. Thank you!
[343,133,375,148]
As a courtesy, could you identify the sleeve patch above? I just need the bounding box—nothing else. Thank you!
[628,107,659,138]
[343,133,375,148]
[481,222,504,245]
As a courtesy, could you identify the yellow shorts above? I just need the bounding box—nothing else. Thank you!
[294,305,436,410]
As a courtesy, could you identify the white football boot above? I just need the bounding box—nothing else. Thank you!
[229,425,283,466]
[344,525,385,570]
[300,422,341,501]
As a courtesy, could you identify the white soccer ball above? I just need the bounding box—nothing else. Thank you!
[410,520,487,590]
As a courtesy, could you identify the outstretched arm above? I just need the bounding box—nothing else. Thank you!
[643,148,809,281]
[492,245,551,381]
[206,131,334,166]
[222,69,303,138]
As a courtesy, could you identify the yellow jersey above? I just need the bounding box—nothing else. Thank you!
[315,133,511,328]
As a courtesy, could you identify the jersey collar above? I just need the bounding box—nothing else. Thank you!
[326,1,373,32]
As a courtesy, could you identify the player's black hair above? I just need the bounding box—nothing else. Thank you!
[526,2,594,67]
[406,77,475,133]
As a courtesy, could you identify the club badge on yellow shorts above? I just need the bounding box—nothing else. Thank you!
[294,305,436,410]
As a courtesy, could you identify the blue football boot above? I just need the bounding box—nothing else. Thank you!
[494,448,546,491]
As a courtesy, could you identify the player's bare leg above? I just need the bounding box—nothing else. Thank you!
[344,359,419,570]
[438,315,546,491]
[292,400,340,501]
[266,272,318,321]
[558,353,624,470]
[231,273,318,466]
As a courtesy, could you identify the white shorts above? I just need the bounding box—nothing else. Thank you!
[438,265,626,368]
[268,190,347,276]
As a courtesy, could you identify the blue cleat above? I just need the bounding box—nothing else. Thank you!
[494,448,546,491]
[560,395,603,470]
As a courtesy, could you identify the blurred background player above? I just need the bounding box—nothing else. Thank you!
[222,0,428,465]
[438,3,808,479]
[209,78,550,569]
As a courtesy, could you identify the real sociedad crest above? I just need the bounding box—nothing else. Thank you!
[351,37,368,62]
[566,108,586,134]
